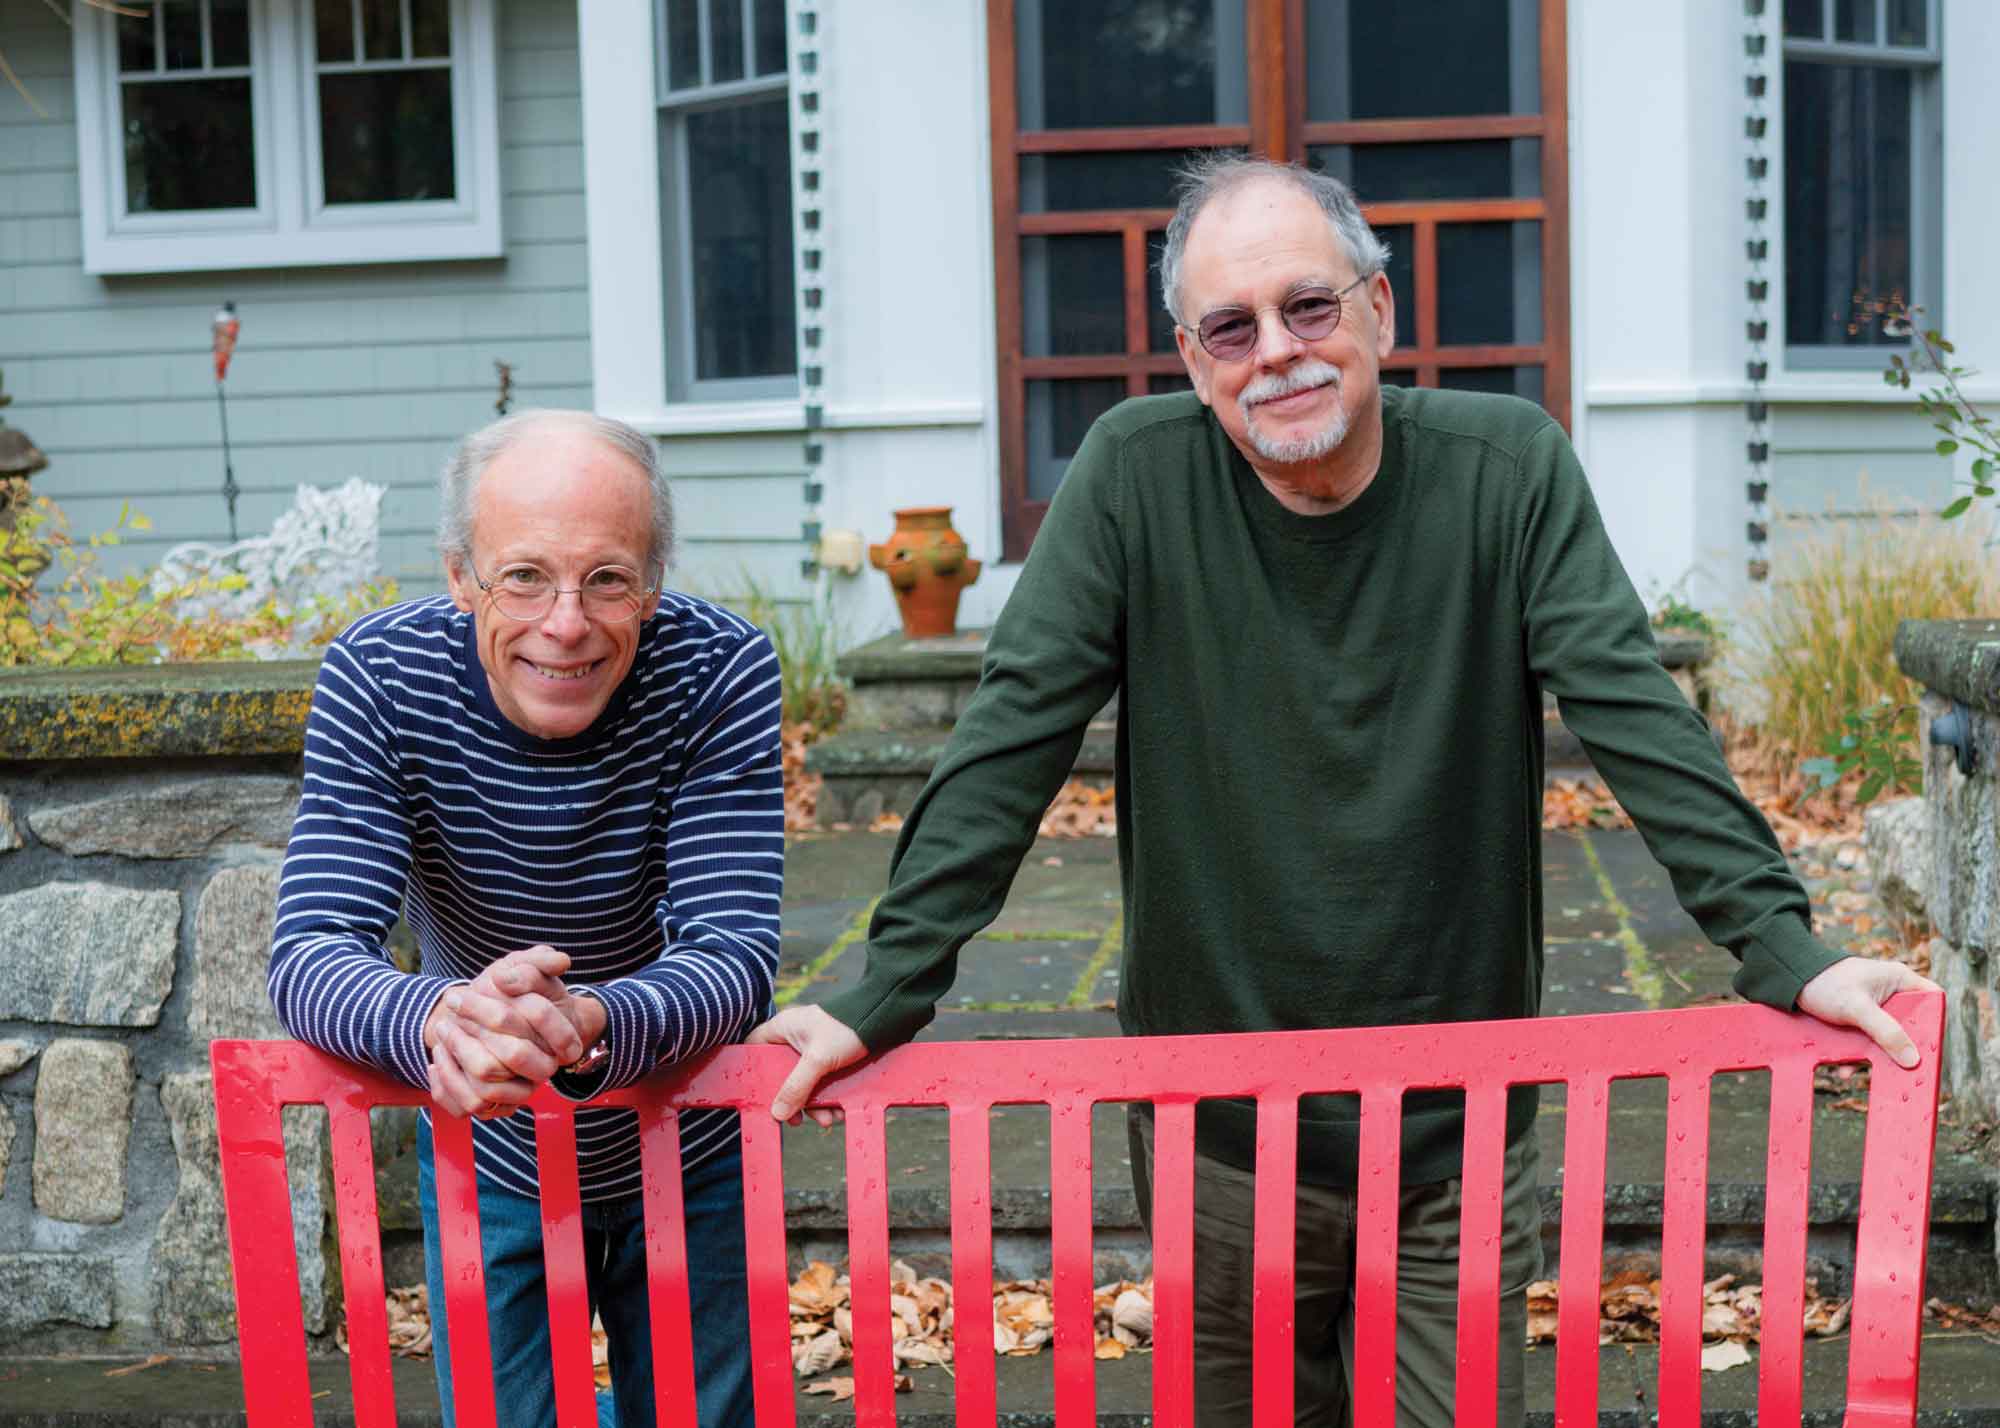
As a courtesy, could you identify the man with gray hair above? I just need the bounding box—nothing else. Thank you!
[751,157,1932,1425]
[270,409,783,1428]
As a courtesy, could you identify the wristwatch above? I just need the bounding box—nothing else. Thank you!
[567,1037,611,1076]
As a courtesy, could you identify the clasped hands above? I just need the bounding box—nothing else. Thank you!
[422,945,607,1120]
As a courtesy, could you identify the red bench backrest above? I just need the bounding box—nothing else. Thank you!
[212,990,1942,1428]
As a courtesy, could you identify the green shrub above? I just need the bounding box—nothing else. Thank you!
[2,494,395,667]
[1730,512,1994,775]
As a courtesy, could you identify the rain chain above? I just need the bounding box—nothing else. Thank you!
[793,0,827,578]
[1743,0,1772,584]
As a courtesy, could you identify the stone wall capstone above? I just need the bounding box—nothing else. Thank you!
[31,1039,135,1224]
[27,775,298,858]
[0,882,180,1025]
[0,1039,35,1076]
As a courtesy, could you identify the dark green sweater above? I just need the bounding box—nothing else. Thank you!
[822,386,1842,1186]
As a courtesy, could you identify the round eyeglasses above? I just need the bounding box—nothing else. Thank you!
[469,562,659,623]
[1185,272,1374,362]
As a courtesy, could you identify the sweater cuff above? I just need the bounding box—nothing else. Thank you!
[552,983,653,1098]
[1730,912,1848,1011]
[819,970,938,1055]
[393,975,469,1090]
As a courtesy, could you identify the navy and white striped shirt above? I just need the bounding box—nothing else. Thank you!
[269,593,784,1201]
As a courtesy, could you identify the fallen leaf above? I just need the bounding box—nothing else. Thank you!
[803,1377,855,1401]
[1700,1340,1753,1373]
[794,1328,846,1377]
[1095,1337,1127,1360]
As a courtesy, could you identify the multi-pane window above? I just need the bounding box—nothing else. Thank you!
[115,0,256,214]
[1781,0,1941,361]
[657,0,797,400]
[75,0,500,273]
[991,0,1569,557]
[310,0,457,207]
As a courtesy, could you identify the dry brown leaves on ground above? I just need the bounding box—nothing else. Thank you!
[336,1285,433,1358]
[1925,1299,2000,1339]
[1542,777,1634,831]
[786,1260,1154,1382]
[1039,781,1117,839]
[1814,1061,1872,1113]
[782,722,820,833]
[1526,1271,1850,1369]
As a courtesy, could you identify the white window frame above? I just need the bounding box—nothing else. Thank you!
[656,0,797,402]
[1778,0,1943,371]
[73,0,502,275]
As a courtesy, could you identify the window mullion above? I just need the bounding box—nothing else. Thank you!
[401,0,413,60]
[351,0,365,65]
[152,1,166,73]
[200,0,213,70]
[696,0,711,87]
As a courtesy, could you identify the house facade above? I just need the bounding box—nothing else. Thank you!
[2,0,1994,640]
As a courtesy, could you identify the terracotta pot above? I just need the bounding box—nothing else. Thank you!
[869,506,981,639]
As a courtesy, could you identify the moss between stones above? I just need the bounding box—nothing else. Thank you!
[0,660,321,760]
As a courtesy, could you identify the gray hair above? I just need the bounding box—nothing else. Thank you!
[437,409,675,573]
[1158,155,1392,327]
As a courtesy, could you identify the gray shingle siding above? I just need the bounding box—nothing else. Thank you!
[0,0,593,591]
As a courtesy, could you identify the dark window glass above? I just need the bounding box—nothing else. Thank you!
[1148,229,1178,353]
[1784,62,1913,346]
[1373,223,1414,350]
[320,70,455,202]
[1835,0,1876,42]
[1020,148,1233,213]
[1439,366,1545,407]
[1021,236,1124,357]
[1437,222,1542,347]
[162,1,203,70]
[315,0,354,62]
[123,78,255,211]
[1307,0,1536,120]
[711,0,746,83]
[361,0,403,60]
[665,0,701,89]
[117,11,157,72]
[1017,0,1243,129]
[1784,0,1825,38]
[686,98,797,381]
[754,0,787,76]
[412,0,451,59]
[1149,373,1194,396]
[211,0,250,67]
[1308,140,1540,203]
[1026,379,1124,501]
[1886,0,1927,45]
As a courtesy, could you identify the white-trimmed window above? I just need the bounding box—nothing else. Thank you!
[656,0,796,400]
[73,0,500,275]
[1781,0,1942,367]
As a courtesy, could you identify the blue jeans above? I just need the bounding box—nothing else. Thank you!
[418,1125,754,1428]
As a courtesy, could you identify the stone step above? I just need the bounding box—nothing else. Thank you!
[8,1329,1999,1427]
[807,726,1116,827]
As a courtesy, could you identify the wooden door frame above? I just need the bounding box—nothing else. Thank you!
[990,0,1571,559]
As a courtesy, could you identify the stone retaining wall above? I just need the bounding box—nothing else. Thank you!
[0,663,354,1352]
[1895,619,2000,1131]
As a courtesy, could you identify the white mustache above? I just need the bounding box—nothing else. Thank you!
[1241,361,1341,409]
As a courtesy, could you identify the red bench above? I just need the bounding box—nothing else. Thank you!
[213,989,1942,1427]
